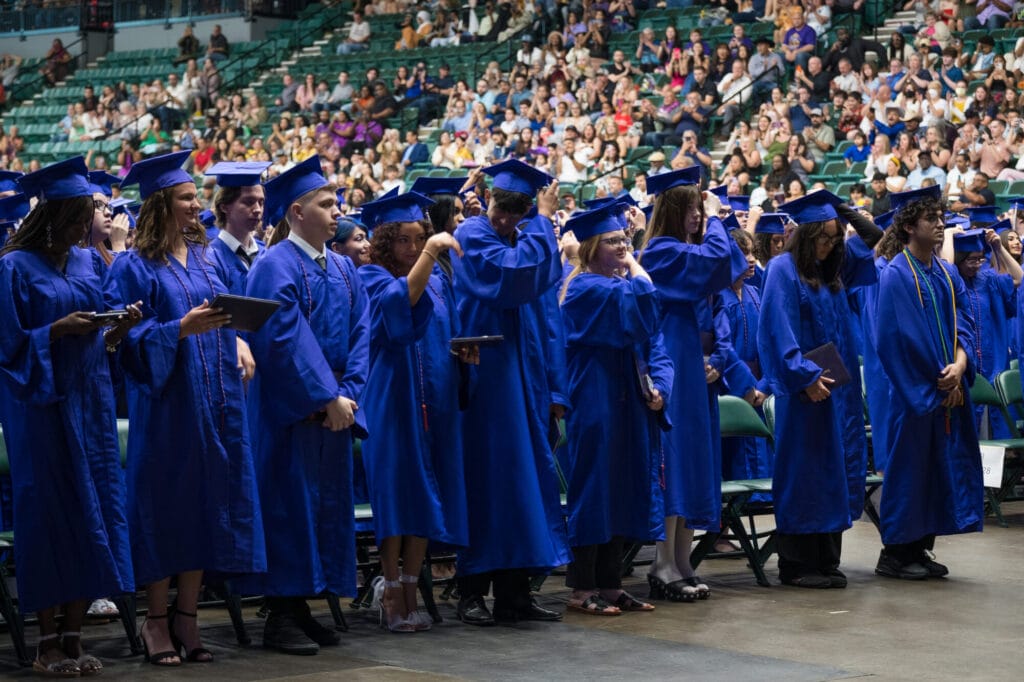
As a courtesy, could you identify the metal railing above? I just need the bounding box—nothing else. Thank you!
[5,35,86,108]
[0,1,249,35]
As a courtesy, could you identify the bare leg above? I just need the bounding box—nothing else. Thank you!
[399,536,429,615]
[172,569,211,661]
[378,535,412,629]
[673,521,696,578]
[34,607,74,671]
[141,578,180,665]
[651,516,683,582]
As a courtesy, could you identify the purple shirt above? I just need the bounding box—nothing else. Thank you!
[784,25,817,52]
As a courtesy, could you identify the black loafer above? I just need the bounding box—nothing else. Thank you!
[292,601,341,646]
[456,596,495,626]
[494,597,563,623]
[826,569,848,589]
[875,551,928,580]
[263,612,320,655]
[780,574,831,589]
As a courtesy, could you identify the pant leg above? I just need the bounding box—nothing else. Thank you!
[491,568,531,609]
[457,571,493,600]
[817,531,843,572]
[567,545,598,590]
[777,532,825,579]
[594,537,624,590]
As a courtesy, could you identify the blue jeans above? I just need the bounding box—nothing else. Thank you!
[336,42,370,56]
[964,15,1008,30]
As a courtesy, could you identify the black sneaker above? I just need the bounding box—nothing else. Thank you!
[875,551,928,580]
[263,611,320,655]
[779,573,831,588]
[826,568,848,589]
[292,600,341,646]
[918,552,949,578]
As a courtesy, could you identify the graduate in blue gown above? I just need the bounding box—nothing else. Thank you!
[874,197,983,580]
[85,171,130,268]
[357,190,470,632]
[952,224,1020,438]
[450,159,570,626]
[559,204,671,616]
[105,150,265,665]
[994,222,1023,362]
[234,155,370,655]
[719,228,774,485]
[328,216,371,268]
[638,166,748,602]
[201,162,271,295]
[0,159,138,676]
[757,191,881,589]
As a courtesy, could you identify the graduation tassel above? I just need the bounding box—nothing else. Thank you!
[421,402,429,432]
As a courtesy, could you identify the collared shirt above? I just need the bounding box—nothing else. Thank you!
[218,229,260,267]
[287,231,328,264]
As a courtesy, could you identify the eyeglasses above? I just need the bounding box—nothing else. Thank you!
[963,256,986,265]
[600,236,631,247]
[93,200,111,214]
[816,233,843,247]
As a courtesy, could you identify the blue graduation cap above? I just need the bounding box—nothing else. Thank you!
[204,161,271,187]
[264,155,329,225]
[727,195,751,212]
[754,212,790,235]
[1007,197,1024,210]
[482,159,553,195]
[778,190,844,225]
[874,209,897,230]
[646,166,701,196]
[991,218,1013,235]
[199,209,216,227]
[17,156,93,201]
[641,204,653,222]
[584,194,637,210]
[890,185,941,213]
[360,191,434,228]
[564,203,624,243]
[410,176,467,197]
[0,192,31,223]
[328,216,368,245]
[88,170,121,197]
[709,184,729,199]
[964,205,998,226]
[111,197,138,229]
[0,170,23,193]
[953,228,989,254]
[120,150,194,200]
[722,213,741,231]
[944,212,970,230]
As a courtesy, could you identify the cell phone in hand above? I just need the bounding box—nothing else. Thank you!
[90,309,130,323]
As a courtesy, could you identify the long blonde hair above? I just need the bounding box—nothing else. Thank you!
[559,234,603,303]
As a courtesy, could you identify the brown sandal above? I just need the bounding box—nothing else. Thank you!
[611,591,656,612]
[567,595,621,616]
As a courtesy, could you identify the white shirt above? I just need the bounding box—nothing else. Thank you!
[167,81,190,110]
[348,20,370,43]
[718,73,752,106]
[832,72,858,94]
[945,167,975,201]
[218,229,259,268]
[557,152,586,184]
[287,231,328,263]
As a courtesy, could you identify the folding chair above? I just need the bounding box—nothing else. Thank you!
[968,375,1024,527]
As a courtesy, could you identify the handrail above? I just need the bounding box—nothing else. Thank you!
[5,35,87,111]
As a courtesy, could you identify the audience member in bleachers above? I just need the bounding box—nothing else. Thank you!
[174,25,201,66]
[206,24,230,63]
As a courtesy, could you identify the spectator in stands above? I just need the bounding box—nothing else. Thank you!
[750,36,784,105]
[198,58,221,111]
[41,38,73,86]
[795,56,830,102]
[295,74,316,113]
[174,25,201,66]
[844,131,871,167]
[337,11,372,55]
[805,0,832,37]
[207,24,230,63]
[578,10,610,60]
[671,129,715,181]
[869,172,892,215]
[906,149,947,190]
[781,6,817,72]
[687,64,719,109]
[329,71,353,109]
[950,172,997,211]
[800,107,835,166]
[975,119,1011,178]
[964,0,1013,30]
[716,59,752,141]
[966,36,997,81]
[823,26,885,74]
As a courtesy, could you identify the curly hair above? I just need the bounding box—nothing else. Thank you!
[369,219,433,276]
[785,219,845,292]
[1,197,93,256]
[892,197,944,246]
[134,185,207,261]
[874,225,905,261]
[640,184,705,258]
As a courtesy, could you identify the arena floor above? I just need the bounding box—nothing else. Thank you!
[2,502,1022,681]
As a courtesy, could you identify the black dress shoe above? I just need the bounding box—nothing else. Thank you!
[456,596,495,626]
[493,597,563,623]
[292,600,341,646]
[263,612,320,655]
[826,568,848,589]
[875,551,928,580]
[779,574,831,588]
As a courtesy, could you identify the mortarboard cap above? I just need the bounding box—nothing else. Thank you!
[120,150,194,200]
[199,209,216,227]
[944,212,970,230]
[111,197,138,229]
[754,212,790,235]
[778,190,844,225]
[0,170,23,193]
[17,157,93,201]
[991,218,1013,235]
[564,203,625,243]
[204,161,271,187]
[641,204,653,222]
[328,216,367,246]
[874,209,897,230]
[722,213,741,231]
[263,155,329,225]
[1007,197,1024,210]
[360,190,434,227]
[890,185,942,212]
[953,228,989,254]
[410,176,468,197]
[963,205,998,226]
[0,192,31,224]
[646,166,701,196]
[709,184,729,199]
[482,159,553,195]
[727,195,751,212]
[88,170,121,197]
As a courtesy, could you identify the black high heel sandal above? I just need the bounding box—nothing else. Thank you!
[168,605,214,662]
[141,614,181,667]
[683,576,711,599]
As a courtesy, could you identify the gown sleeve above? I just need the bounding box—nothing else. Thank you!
[640,217,739,303]
[647,331,674,431]
[560,275,661,348]
[104,254,182,393]
[710,293,757,399]
[359,265,434,348]
[337,256,371,423]
[757,257,823,396]
[0,258,58,404]
[453,214,561,307]
[842,235,879,291]
[542,288,571,409]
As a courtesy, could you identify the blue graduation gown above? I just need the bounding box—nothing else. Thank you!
[757,241,873,535]
[451,213,571,575]
[105,247,264,585]
[856,257,893,472]
[962,268,1015,437]
[205,235,265,296]
[719,284,775,482]
[358,265,468,547]
[874,252,983,544]
[641,217,743,529]
[233,242,369,598]
[561,274,671,547]
[0,248,133,612]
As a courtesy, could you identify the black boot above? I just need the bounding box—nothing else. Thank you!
[262,598,320,655]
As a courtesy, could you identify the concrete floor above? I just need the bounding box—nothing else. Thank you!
[2,502,1022,681]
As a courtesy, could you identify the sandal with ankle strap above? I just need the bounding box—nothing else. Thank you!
[400,573,431,631]
[168,605,214,662]
[32,634,80,678]
[371,576,416,633]
[141,614,181,667]
[60,633,102,677]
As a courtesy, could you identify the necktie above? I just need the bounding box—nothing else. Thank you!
[315,255,327,271]
[235,246,252,267]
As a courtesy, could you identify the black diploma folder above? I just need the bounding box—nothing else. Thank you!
[804,342,852,388]
[210,294,280,333]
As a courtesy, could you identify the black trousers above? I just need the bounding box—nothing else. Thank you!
[776,531,843,579]
[566,538,624,591]
[457,568,531,608]
[884,534,936,564]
